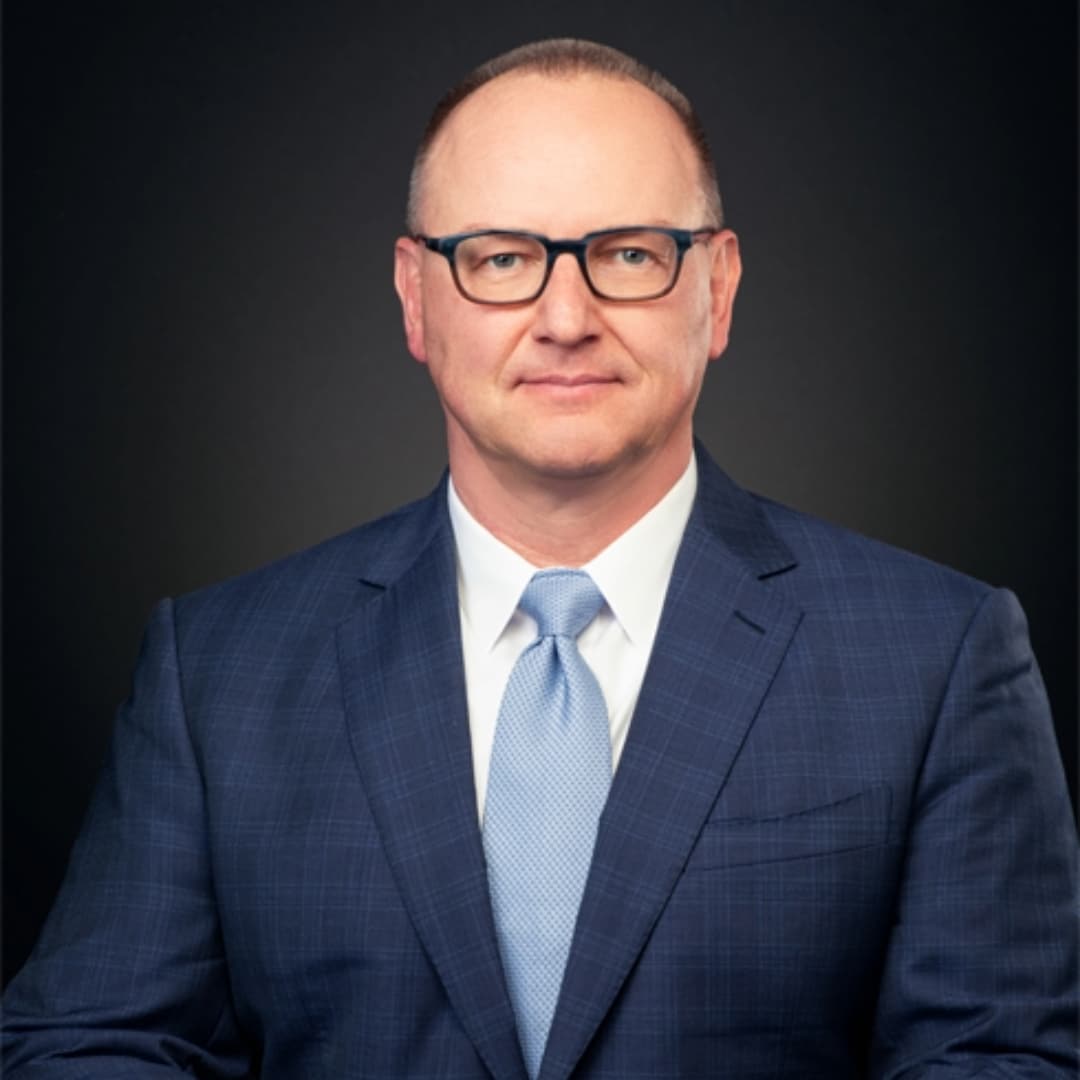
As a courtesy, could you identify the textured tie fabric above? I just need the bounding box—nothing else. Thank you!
[484,569,612,1079]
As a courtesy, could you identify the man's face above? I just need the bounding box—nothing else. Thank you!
[395,72,740,494]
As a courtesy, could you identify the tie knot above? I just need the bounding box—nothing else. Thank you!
[519,569,605,641]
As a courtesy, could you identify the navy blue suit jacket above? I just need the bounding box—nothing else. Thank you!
[5,446,1078,1077]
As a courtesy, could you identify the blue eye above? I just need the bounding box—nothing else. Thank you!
[488,253,521,270]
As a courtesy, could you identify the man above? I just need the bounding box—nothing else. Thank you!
[4,38,1077,1079]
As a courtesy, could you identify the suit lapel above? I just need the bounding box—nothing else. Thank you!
[336,494,526,1080]
[540,450,803,1080]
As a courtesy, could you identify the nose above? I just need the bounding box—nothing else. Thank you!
[531,252,600,346]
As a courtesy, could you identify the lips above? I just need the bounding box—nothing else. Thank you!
[517,373,619,387]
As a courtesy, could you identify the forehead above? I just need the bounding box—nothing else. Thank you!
[421,71,706,232]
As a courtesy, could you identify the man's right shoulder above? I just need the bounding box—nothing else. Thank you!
[169,480,449,640]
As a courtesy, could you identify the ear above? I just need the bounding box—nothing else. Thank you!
[394,236,428,363]
[707,229,742,361]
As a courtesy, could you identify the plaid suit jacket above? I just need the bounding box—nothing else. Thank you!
[5,445,1077,1078]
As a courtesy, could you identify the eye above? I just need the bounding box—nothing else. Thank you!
[614,247,652,266]
[458,234,542,277]
[590,232,670,272]
[486,252,522,270]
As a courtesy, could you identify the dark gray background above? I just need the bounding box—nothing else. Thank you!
[4,3,1077,985]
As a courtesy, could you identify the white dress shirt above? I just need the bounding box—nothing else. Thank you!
[448,456,698,820]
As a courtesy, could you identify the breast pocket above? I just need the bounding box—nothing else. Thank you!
[685,784,893,872]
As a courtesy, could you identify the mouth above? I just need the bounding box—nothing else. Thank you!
[515,374,620,405]
[517,373,619,389]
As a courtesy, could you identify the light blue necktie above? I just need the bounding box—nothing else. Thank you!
[483,568,612,1079]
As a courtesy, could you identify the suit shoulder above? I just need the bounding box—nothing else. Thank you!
[751,492,994,614]
[694,445,993,618]
[170,484,446,636]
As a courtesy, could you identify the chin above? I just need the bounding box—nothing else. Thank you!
[529,456,614,481]
[515,434,643,483]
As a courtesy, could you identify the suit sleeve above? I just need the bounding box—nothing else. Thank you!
[2,599,253,1077]
[869,588,1079,1079]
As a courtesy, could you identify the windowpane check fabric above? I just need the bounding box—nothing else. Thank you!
[483,569,612,1079]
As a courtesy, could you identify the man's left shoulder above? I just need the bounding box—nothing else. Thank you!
[745,490,1004,635]
[764,492,983,584]
[694,446,992,625]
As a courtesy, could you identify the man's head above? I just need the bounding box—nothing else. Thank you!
[406,39,725,235]
[394,40,741,513]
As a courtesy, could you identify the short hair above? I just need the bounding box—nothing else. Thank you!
[406,38,725,232]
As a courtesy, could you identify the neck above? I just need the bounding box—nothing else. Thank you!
[449,441,693,568]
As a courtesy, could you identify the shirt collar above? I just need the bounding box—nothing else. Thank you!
[448,481,537,652]
[448,454,697,651]
[583,455,696,646]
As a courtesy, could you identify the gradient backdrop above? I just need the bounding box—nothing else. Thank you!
[4,3,1077,985]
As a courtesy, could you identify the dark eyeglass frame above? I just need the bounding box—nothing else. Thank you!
[413,225,721,304]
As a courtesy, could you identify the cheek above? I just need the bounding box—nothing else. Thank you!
[672,286,718,374]
[417,289,480,388]
[418,281,456,362]
[684,277,717,340]
[625,297,712,385]
[425,300,531,375]
[419,292,527,392]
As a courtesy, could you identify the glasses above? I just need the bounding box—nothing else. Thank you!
[414,226,720,304]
